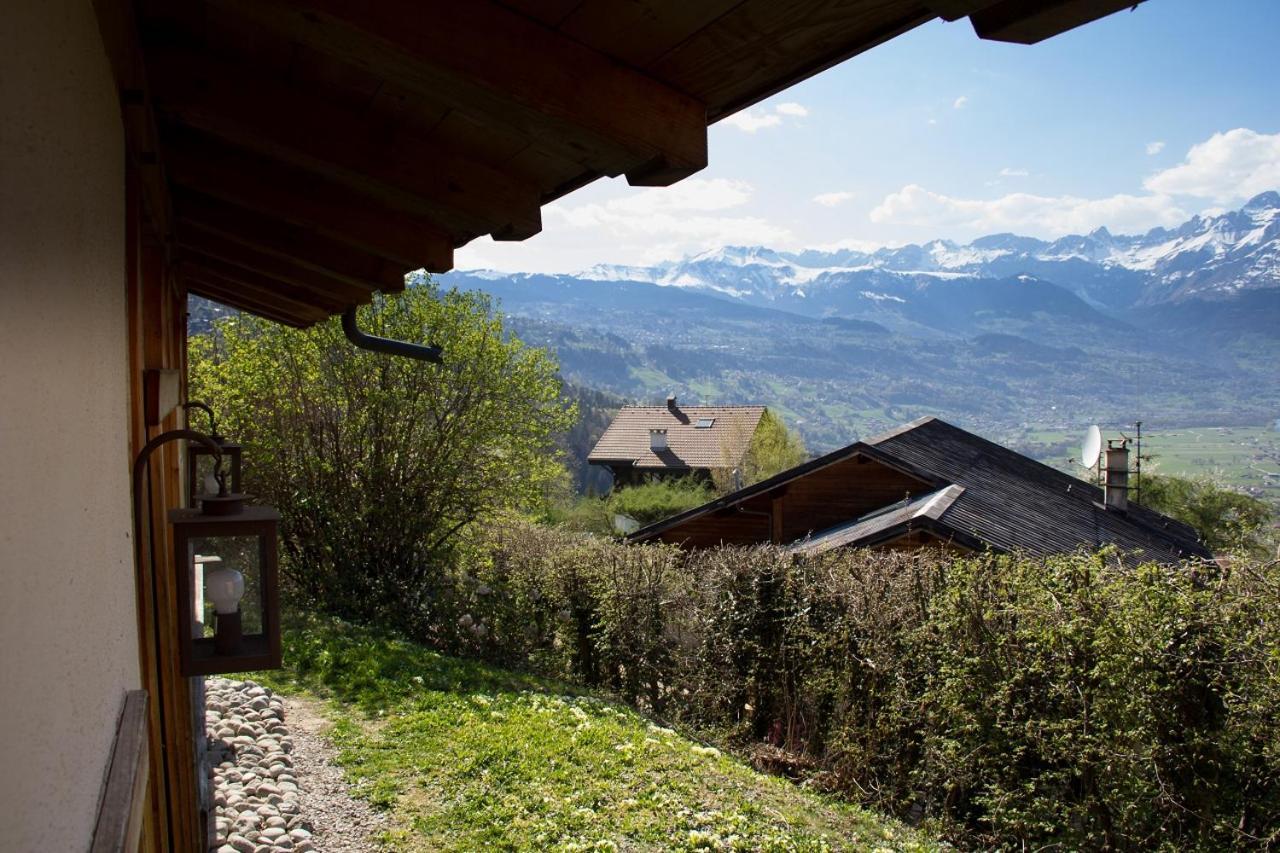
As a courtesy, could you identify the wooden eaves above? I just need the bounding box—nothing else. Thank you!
[98,0,1143,328]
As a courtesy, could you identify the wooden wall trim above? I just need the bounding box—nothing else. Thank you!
[91,691,150,853]
[127,163,203,853]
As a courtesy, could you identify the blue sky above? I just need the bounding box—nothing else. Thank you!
[457,0,1280,273]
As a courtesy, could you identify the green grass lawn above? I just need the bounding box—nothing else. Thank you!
[256,616,940,852]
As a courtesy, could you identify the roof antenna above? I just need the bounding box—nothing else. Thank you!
[342,307,442,363]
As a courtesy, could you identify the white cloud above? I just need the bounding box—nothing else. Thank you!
[1145,140,1165,155]
[999,167,1029,177]
[813,191,856,207]
[953,95,969,109]
[719,102,809,133]
[866,127,1280,238]
[927,118,938,126]
[1143,128,1280,204]
[720,109,783,133]
[545,177,792,254]
[805,237,895,254]
[869,184,1188,236]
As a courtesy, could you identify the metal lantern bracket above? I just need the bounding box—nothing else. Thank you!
[180,400,221,442]
[131,429,224,675]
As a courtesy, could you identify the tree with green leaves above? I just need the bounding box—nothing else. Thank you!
[1138,472,1274,555]
[713,409,808,493]
[190,283,574,633]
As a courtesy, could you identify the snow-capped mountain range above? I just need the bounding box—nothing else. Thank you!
[569,191,1280,314]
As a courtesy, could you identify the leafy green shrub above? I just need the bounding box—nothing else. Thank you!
[461,524,1280,850]
[606,477,712,526]
[189,284,574,636]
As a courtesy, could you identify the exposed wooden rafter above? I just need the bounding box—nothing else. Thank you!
[147,47,544,242]
[176,229,378,307]
[175,192,409,293]
[164,129,454,272]
[205,0,710,186]
[104,0,1142,326]
[969,0,1142,44]
[183,275,321,328]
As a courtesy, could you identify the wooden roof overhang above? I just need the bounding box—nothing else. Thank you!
[94,0,1142,327]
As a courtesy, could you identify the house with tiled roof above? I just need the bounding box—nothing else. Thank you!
[588,396,765,487]
[629,417,1212,566]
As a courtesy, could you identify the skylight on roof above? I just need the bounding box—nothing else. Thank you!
[695,418,715,429]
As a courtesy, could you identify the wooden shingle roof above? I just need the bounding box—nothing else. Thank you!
[631,416,1212,565]
[589,404,765,471]
[865,417,1211,563]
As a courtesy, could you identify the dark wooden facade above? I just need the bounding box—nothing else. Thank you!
[651,454,933,547]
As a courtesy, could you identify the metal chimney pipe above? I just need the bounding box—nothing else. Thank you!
[1104,444,1129,511]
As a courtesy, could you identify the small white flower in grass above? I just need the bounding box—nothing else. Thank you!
[412,675,424,684]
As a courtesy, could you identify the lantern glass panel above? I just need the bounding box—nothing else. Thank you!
[190,535,264,635]
[170,503,281,676]
[187,441,242,506]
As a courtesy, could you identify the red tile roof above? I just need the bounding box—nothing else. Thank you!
[588,404,765,471]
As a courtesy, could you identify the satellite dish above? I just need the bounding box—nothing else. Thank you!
[1080,425,1102,468]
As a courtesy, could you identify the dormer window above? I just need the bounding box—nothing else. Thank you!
[649,428,668,451]
[695,418,715,429]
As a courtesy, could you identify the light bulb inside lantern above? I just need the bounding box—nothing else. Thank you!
[205,566,245,615]
[203,472,221,496]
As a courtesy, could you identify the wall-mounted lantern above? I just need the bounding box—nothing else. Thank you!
[133,428,281,678]
[182,401,242,507]
[170,490,281,676]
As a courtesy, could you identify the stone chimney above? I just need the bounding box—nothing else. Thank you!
[649,428,668,452]
[1103,443,1129,511]
[666,394,678,413]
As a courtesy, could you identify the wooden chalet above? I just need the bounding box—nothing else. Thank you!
[630,417,1212,565]
[2,0,1146,848]
[588,397,765,486]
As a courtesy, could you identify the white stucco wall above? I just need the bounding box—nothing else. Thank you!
[0,1,140,848]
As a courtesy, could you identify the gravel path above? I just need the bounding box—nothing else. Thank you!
[283,695,389,852]
[206,678,387,852]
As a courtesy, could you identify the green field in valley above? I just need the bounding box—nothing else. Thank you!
[1014,424,1280,508]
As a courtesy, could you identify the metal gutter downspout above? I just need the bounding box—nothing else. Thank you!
[341,307,443,363]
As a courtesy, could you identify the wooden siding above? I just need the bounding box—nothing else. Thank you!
[656,456,927,548]
[126,165,204,853]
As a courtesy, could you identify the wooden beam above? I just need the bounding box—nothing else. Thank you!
[175,192,408,293]
[177,227,377,305]
[93,0,174,242]
[164,129,454,271]
[208,0,708,186]
[771,497,784,545]
[922,0,999,21]
[182,268,328,327]
[180,252,350,315]
[147,47,543,240]
[970,0,1141,44]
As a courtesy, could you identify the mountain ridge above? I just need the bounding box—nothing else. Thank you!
[518,192,1280,315]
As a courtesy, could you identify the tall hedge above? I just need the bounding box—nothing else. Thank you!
[454,524,1280,850]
